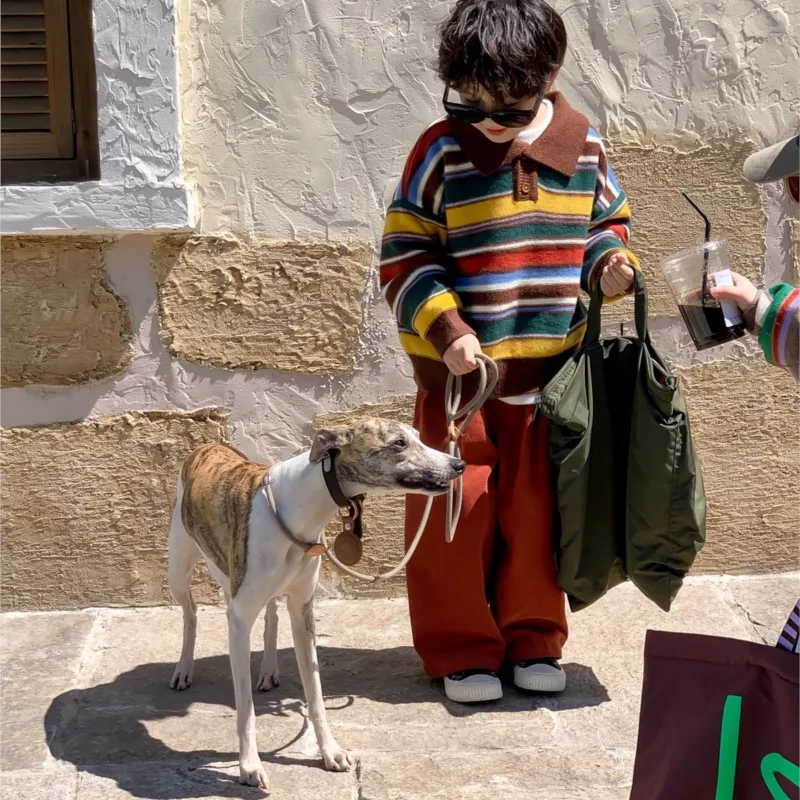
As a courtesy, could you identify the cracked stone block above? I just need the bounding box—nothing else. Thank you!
[314,397,415,598]
[678,359,800,574]
[1,236,132,387]
[153,236,371,374]
[0,411,229,611]
[603,134,765,322]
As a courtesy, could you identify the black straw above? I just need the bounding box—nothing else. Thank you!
[682,192,711,304]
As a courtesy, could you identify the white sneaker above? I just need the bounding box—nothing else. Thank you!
[513,658,566,693]
[444,669,503,703]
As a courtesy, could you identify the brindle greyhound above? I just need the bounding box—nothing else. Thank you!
[168,418,465,790]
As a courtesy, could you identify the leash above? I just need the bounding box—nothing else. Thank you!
[264,354,499,583]
[443,354,499,543]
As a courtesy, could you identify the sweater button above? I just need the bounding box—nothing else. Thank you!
[521,182,531,193]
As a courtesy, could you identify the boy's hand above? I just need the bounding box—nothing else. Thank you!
[443,334,482,375]
[709,272,759,310]
[600,253,635,297]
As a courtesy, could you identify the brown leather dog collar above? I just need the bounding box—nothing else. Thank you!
[323,454,365,567]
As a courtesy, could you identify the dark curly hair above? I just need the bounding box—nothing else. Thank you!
[437,0,567,102]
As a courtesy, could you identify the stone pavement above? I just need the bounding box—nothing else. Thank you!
[1,574,797,800]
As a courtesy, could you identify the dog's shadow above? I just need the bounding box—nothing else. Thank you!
[44,646,609,799]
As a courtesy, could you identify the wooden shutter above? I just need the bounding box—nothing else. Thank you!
[2,0,74,159]
[1,0,98,183]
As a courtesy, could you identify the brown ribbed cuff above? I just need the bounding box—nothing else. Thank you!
[587,250,614,293]
[592,249,638,300]
[424,308,477,358]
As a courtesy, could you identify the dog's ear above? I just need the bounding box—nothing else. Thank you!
[309,428,353,463]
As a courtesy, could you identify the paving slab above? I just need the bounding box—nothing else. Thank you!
[0,766,78,800]
[721,573,799,644]
[358,750,633,800]
[0,611,97,770]
[1,574,796,800]
[74,760,354,800]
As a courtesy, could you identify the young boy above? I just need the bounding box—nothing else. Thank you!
[710,134,799,382]
[380,0,638,703]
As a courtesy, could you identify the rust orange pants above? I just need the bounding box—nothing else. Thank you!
[405,390,567,677]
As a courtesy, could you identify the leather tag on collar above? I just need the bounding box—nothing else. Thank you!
[514,159,538,201]
[333,501,364,566]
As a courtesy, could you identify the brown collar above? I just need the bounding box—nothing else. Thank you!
[449,92,590,177]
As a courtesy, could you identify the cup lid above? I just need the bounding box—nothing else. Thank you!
[659,238,726,269]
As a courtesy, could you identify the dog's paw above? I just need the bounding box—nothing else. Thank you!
[321,744,353,772]
[256,658,279,692]
[256,670,280,692]
[238,760,269,790]
[169,662,193,691]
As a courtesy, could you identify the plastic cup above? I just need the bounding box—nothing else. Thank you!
[659,240,746,351]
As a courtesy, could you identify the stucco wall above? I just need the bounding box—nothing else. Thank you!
[177,0,799,239]
[1,0,798,610]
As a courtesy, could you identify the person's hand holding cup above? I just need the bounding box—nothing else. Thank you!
[709,272,759,311]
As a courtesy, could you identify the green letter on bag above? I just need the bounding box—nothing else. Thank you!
[715,695,742,800]
[761,752,800,799]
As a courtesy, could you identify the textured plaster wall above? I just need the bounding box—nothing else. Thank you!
[2,0,799,610]
[178,0,799,239]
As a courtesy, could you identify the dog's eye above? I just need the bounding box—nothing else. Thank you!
[391,438,407,450]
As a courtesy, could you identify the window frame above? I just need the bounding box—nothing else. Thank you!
[1,0,100,185]
[0,0,192,234]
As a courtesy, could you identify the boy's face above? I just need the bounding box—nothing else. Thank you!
[458,87,542,144]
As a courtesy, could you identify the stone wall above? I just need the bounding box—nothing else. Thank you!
[1,0,798,610]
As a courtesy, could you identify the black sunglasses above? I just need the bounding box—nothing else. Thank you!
[442,85,547,129]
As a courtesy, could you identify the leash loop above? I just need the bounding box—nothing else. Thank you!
[443,355,498,543]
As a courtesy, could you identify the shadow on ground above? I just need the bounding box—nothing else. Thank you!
[44,646,609,799]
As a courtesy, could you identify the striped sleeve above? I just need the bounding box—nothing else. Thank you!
[380,122,474,357]
[582,131,640,293]
[757,284,800,381]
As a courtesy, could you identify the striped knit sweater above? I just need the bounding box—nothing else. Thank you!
[380,92,638,397]
[745,283,800,381]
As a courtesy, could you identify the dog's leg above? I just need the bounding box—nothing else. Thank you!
[228,594,269,790]
[287,591,353,772]
[168,486,201,691]
[257,597,280,691]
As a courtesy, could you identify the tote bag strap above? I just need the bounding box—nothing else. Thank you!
[585,269,649,346]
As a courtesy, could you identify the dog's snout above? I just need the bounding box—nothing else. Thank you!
[452,459,466,475]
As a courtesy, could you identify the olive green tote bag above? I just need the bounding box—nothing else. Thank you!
[540,272,706,612]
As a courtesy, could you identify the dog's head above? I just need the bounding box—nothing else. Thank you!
[309,417,465,496]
